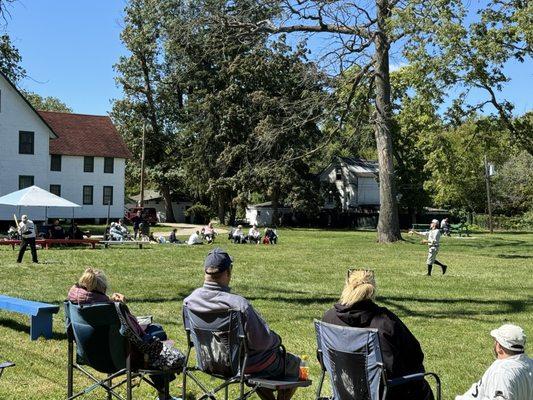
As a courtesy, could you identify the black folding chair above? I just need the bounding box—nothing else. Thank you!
[182,305,311,400]
[0,361,14,379]
[65,301,177,400]
[315,320,441,400]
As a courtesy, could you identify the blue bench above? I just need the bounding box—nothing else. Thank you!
[0,295,60,340]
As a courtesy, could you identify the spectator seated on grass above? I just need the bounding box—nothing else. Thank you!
[7,226,19,240]
[67,223,84,240]
[187,230,203,245]
[49,219,66,239]
[109,222,127,241]
[67,268,184,400]
[232,225,246,244]
[322,269,434,400]
[169,228,182,244]
[263,228,278,245]
[455,324,532,400]
[184,248,302,400]
[201,222,217,244]
[248,224,261,244]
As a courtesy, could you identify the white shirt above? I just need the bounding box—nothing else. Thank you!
[249,228,260,238]
[441,219,448,228]
[456,354,533,400]
[420,228,441,247]
[187,232,202,245]
[18,220,36,239]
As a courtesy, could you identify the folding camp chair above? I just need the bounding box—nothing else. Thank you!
[182,305,311,400]
[315,320,441,400]
[0,361,14,379]
[65,301,176,400]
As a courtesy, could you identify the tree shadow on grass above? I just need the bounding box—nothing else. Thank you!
[497,254,533,259]
[378,295,532,321]
[0,317,67,340]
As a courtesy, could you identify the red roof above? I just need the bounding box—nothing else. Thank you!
[39,111,132,158]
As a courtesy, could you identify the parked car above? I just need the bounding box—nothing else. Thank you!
[124,207,158,226]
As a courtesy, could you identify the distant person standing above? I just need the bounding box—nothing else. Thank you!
[440,217,451,236]
[409,219,447,276]
[131,210,143,240]
[17,215,38,263]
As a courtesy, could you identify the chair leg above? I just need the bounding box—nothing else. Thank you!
[67,339,74,398]
[126,354,132,400]
[107,374,112,400]
[225,384,229,400]
[315,370,325,400]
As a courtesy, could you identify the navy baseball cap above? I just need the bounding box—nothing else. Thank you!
[204,248,233,274]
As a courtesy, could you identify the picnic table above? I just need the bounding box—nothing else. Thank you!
[0,238,100,250]
[0,295,59,340]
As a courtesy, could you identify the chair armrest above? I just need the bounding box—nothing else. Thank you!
[387,372,428,387]
[0,362,15,369]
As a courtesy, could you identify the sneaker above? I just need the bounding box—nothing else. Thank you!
[442,265,447,275]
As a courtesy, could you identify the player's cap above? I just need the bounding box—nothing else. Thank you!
[490,324,526,352]
[431,219,439,224]
[204,247,233,274]
[21,215,28,221]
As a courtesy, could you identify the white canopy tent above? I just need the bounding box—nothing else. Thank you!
[0,186,80,222]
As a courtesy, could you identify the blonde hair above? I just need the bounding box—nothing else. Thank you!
[339,270,376,306]
[78,268,108,294]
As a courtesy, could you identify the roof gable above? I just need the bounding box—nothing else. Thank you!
[40,111,132,158]
[0,71,58,139]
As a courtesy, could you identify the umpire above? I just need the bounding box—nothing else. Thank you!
[17,214,38,263]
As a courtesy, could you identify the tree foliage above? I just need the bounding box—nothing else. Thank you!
[23,91,72,112]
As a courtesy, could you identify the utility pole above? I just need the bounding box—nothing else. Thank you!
[484,154,493,233]
[140,122,146,208]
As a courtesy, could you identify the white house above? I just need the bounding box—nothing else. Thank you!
[0,71,131,222]
[245,202,293,226]
[319,157,380,211]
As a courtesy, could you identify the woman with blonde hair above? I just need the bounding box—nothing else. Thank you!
[67,268,183,400]
[322,269,434,400]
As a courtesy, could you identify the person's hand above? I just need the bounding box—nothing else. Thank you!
[421,239,428,244]
[408,230,414,235]
[111,293,126,303]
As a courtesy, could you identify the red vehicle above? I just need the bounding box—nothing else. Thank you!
[124,207,158,226]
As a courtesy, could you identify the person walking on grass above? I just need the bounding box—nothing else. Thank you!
[455,324,532,400]
[409,219,448,276]
[17,214,38,263]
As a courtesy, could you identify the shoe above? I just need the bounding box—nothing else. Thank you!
[426,273,431,276]
[442,265,447,275]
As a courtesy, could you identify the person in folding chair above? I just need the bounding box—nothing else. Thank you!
[322,269,434,400]
[67,267,184,400]
[183,248,302,400]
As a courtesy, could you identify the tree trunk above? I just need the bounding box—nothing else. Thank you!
[217,194,226,225]
[374,0,401,243]
[271,186,280,227]
[161,185,176,223]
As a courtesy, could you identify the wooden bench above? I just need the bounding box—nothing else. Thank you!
[450,223,470,237]
[0,238,100,250]
[100,240,149,249]
[0,295,60,340]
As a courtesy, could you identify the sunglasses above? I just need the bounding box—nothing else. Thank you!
[346,268,375,280]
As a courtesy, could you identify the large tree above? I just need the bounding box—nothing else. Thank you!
[23,91,72,112]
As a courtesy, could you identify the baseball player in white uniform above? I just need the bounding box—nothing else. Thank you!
[456,324,532,400]
[410,219,448,275]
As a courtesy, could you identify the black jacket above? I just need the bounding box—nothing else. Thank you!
[323,300,433,400]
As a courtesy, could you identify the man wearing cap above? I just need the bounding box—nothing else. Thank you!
[456,324,532,400]
[17,214,38,263]
[183,248,302,400]
[409,219,448,276]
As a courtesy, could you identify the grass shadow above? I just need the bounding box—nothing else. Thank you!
[0,317,67,340]
[497,254,533,259]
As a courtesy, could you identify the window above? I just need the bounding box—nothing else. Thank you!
[50,184,61,197]
[84,156,94,172]
[104,157,114,173]
[19,131,35,154]
[50,154,62,171]
[335,166,342,181]
[103,186,113,205]
[83,186,93,205]
[19,175,34,189]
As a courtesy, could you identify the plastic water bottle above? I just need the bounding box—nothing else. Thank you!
[299,355,309,381]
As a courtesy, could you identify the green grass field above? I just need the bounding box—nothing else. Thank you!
[0,229,531,399]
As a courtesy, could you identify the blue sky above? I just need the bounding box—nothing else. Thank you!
[4,0,532,116]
